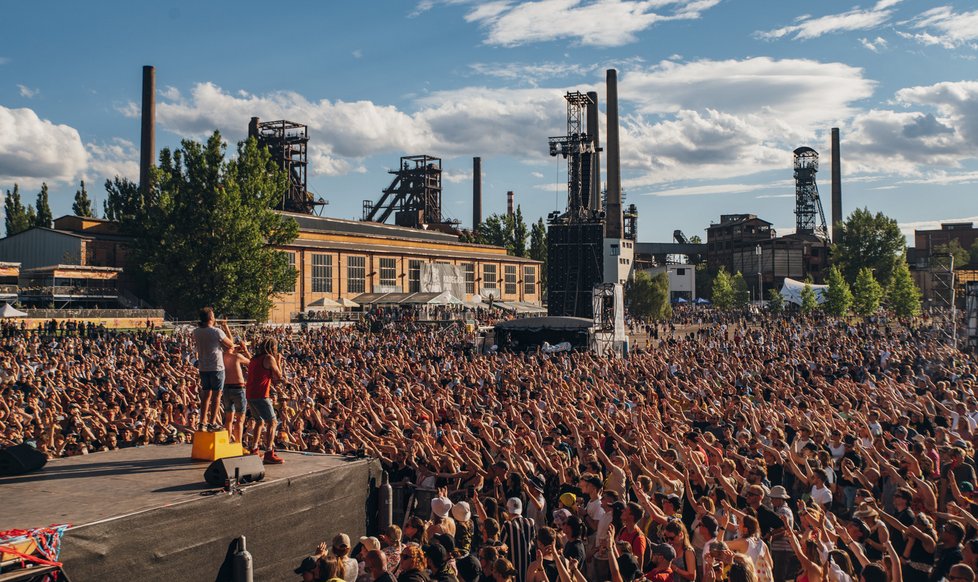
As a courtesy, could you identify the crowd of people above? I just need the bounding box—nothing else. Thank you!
[2,305,977,582]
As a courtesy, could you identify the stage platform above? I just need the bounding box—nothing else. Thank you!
[1,445,381,581]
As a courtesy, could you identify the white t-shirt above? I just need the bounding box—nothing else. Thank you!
[811,484,832,507]
[192,326,227,372]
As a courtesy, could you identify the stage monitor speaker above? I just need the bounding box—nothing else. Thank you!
[0,443,47,477]
[204,454,265,486]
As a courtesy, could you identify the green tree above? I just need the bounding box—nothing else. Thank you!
[800,281,819,314]
[512,205,529,257]
[767,288,785,314]
[3,184,32,236]
[72,180,95,217]
[888,259,921,318]
[832,207,905,285]
[103,177,143,222]
[33,183,53,228]
[689,235,702,244]
[933,240,970,270]
[731,271,750,308]
[628,271,671,320]
[476,214,509,248]
[852,267,884,318]
[117,131,298,320]
[711,267,734,310]
[529,217,547,293]
[970,240,978,266]
[823,265,853,317]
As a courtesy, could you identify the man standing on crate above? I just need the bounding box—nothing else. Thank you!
[192,307,233,432]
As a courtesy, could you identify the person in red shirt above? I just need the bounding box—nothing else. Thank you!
[617,502,648,572]
[245,337,285,464]
[646,544,675,582]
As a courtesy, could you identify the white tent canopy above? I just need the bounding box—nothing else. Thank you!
[779,277,828,306]
[0,303,27,318]
[428,291,464,306]
[305,297,343,312]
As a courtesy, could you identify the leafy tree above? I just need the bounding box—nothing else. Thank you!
[731,271,750,308]
[628,271,671,320]
[689,235,702,244]
[823,265,853,317]
[512,206,528,258]
[33,183,53,228]
[852,267,884,318]
[888,259,921,318]
[933,240,970,270]
[72,180,95,217]
[477,214,509,249]
[800,281,819,314]
[529,217,547,293]
[711,267,734,310]
[3,184,32,236]
[767,288,785,314]
[832,207,905,285]
[103,177,144,222]
[116,131,298,320]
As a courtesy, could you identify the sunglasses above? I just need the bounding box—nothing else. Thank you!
[664,535,676,541]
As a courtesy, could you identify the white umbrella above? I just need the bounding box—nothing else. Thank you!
[337,297,360,308]
[0,303,28,318]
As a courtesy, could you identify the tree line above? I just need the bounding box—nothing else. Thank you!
[3,181,96,236]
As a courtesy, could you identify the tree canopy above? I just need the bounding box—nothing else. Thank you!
[33,183,53,228]
[111,131,298,320]
[823,265,853,317]
[711,267,734,310]
[832,207,905,285]
[888,259,921,318]
[72,180,95,217]
[852,267,884,318]
[628,270,671,320]
[800,281,819,314]
[3,184,32,236]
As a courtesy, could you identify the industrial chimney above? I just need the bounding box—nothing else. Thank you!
[605,69,623,239]
[831,128,842,243]
[586,91,602,213]
[507,191,515,217]
[473,157,482,231]
[139,66,156,193]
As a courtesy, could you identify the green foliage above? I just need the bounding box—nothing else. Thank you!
[711,267,734,310]
[933,240,970,270]
[529,218,547,293]
[971,240,978,266]
[767,288,785,314]
[731,271,750,308]
[3,184,33,236]
[832,207,905,285]
[116,131,298,320]
[628,271,671,320]
[888,259,921,318]
[33,183,53,228]
[823,265,853,317]
[474,208,530,258]
[852,267,884,318]
[72,180,95,217]
[688,235,702,244]
[800,282,819,314]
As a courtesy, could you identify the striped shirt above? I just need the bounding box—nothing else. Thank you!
[502,515,536,582]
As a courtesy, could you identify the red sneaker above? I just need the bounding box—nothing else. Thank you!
[263,450,284,465]
[250,448,261,457]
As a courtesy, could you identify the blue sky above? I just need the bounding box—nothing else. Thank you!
[1,0,976,243]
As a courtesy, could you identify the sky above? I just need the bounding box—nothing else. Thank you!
[1,0,977,244]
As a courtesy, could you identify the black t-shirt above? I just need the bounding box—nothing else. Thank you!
[563,539,586,563]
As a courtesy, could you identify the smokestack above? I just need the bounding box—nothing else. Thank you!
[831,127,842,243]
[139,66,156,193]
[586,91,602,213]
[605,69,623,239]
[507,191,514,217]
[473,157,482,230]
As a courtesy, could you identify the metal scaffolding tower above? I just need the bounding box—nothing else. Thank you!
[793,146,828,241]
[548,92,597,224]
[248,118,326,214]
[362,155,457,230]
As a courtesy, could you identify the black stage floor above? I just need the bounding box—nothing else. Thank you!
[0,445,353,528]
[1,445,380,581]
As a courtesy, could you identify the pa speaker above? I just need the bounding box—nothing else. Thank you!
[0,443,47,477]
[204,454,265,486]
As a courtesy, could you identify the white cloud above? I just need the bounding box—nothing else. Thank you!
[85,138,139,184]
[17,84,38,99]
[860,36,889,52]
[0,106,88,185]
[443,168,473,183]
[901,6,978,49]
[758,0,901,41]
[644,182,781,197]
[352,49,363,59]
[464,0,722,47]
[468,61,591,84]
[531,171,544,178]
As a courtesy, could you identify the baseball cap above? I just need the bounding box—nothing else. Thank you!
[332,533,351,549]
[424,543,449,569]
[294,556,317,574]
[359,536,381,552]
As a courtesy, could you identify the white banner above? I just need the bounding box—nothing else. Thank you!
[420,263,466,300]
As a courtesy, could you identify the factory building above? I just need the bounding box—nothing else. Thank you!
[0,213,540,323]
[908,222,978,306]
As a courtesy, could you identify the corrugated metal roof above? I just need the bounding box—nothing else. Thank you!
[281,211,459,243]
[287,237,540,264]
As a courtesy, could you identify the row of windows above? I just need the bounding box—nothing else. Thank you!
[285,252,538,296]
